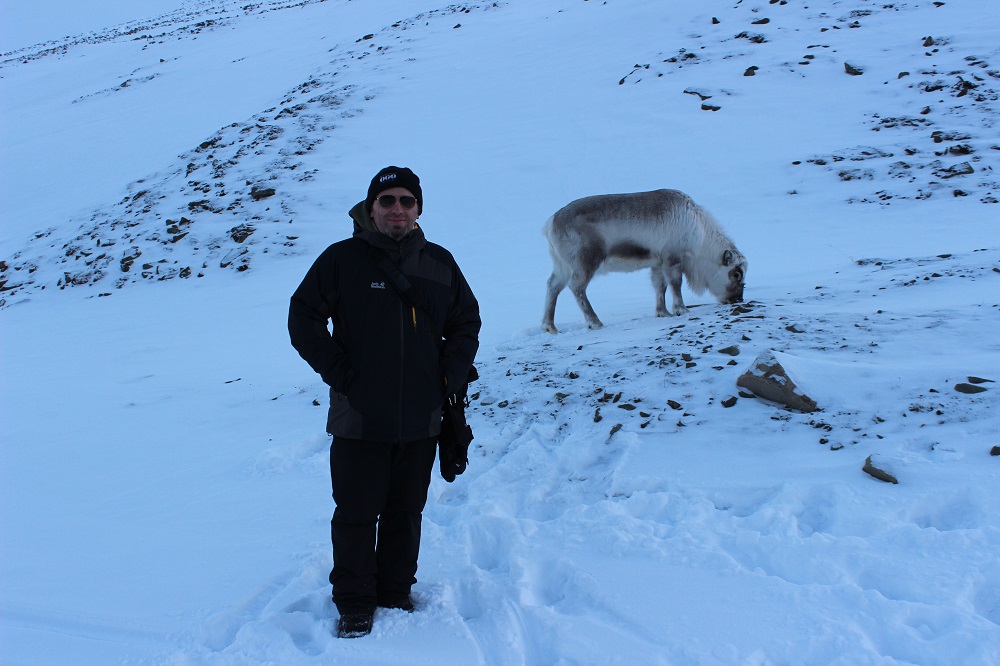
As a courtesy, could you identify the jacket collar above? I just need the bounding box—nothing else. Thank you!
[358,223,426,258]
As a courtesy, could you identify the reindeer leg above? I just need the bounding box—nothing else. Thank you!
[651,267,669,317]
[542,272,567,333]
[666,259,687,315]
[569,273,603,329]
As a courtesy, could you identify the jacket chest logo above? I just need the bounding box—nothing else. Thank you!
[371,281,386,290]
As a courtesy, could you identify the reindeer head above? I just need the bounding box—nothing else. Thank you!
[710,248,747,304]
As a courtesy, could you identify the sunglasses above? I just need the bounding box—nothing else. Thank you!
[376,195,418,210]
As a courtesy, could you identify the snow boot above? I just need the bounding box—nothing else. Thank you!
[337,610,374,638]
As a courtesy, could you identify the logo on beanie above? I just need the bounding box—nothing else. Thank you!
[379,173,397,184]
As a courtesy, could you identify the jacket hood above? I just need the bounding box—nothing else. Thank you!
[349,200,378,234]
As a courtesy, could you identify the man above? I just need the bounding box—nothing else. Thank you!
[288,166,481,638]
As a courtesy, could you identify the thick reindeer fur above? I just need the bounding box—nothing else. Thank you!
[541,189,747,333]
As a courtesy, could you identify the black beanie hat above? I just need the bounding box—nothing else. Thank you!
[366,166,422,214]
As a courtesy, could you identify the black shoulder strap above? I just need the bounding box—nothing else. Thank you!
[368,245,430,316]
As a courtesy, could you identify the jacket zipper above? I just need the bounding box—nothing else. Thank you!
[398,299,407,442]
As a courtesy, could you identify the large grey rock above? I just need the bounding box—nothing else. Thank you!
[863,454,899,484]
[737,350,819,413]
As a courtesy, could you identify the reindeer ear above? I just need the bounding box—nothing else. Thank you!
[722,249,734,266]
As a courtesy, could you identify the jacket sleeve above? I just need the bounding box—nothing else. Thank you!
[441,259,482,397]
[288,248,355,394]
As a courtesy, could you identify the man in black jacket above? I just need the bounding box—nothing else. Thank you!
[288,166,481,638]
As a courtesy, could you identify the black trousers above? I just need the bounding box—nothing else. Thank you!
[328,436,437,614]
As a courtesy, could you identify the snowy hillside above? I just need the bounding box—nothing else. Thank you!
[1,1,998,665]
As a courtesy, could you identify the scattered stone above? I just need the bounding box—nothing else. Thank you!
[863,454,899,484]
[683,88,712,101]
[931,130,971,143]
[744,66,759,77]
[968,376,994,384]
[935,162,974,179]
[250,185,276,201]
[618,403,637,411]
[991,446,1000,456]
[120,247,142,272]
[667,399,682,410]
[736,350,819,413]
[721,396,738,408]
[955,383,988,394]
[229,224,255,243]
[219,247,248,268]
[735,31,767,44]
[845,63,864,76]
[719,345,740,356]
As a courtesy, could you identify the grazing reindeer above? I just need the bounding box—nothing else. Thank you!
[541,189,747,333]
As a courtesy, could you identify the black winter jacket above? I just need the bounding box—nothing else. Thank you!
[288,225,481,443]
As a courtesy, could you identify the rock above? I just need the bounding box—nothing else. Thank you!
[863,454,898,484]
[220,247,248,268]
[990,446,1000,457]
[250,185,276,201]
[968,376,994,384]
[229,224,255,243]
[736,350,819,413]
[719,345,740,356]
[935,162,974,179]
[120,247,142,272]
[844,62,864,76]
[744,66,759,77]
[955,383,987,394]
[721,396,738,408]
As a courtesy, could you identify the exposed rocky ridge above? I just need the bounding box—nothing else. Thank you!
[619,1,999,205]
[0,1,498,307]
[465,247,997,463]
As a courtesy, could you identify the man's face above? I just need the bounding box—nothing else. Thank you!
[371,187,419,241]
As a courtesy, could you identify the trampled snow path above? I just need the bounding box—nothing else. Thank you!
[156,247,999,665]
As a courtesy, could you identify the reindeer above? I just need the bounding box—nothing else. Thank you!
[541,189,747,333]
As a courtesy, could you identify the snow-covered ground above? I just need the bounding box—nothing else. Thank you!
[2,1,998,664]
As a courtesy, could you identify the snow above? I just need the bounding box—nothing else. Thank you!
[2,0,999,664]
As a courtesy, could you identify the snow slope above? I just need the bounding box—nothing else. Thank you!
[1,1,998,664]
